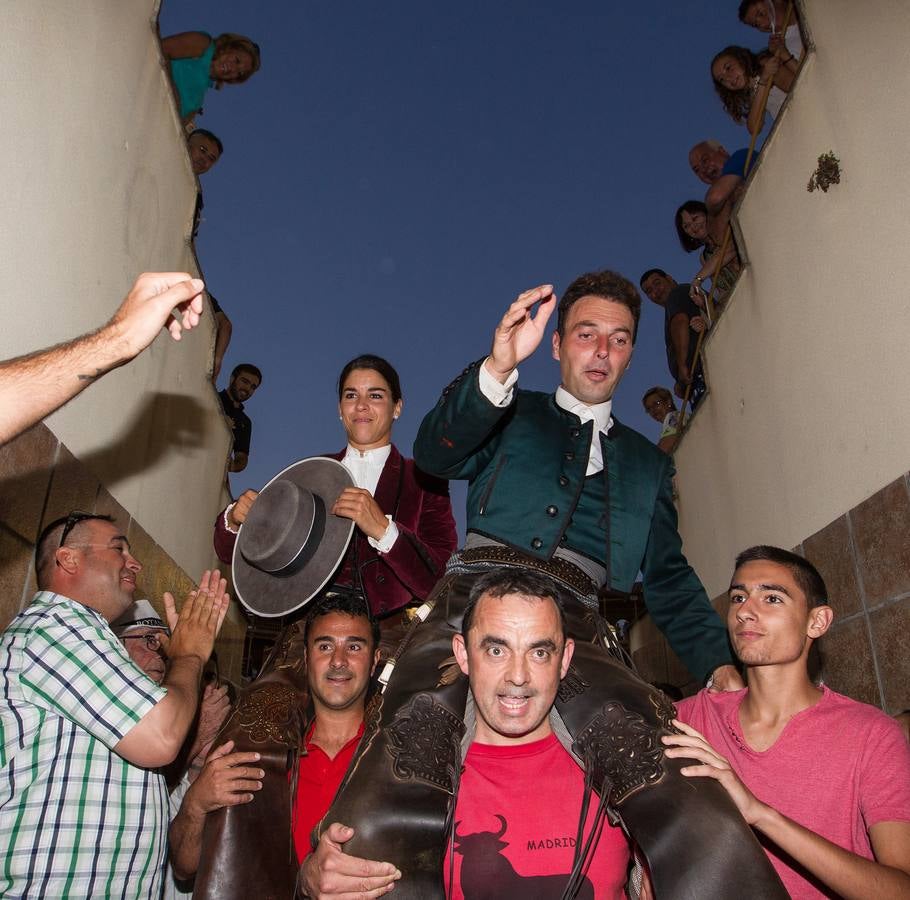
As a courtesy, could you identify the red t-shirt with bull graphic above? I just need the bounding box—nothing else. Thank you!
[444,734,630,899]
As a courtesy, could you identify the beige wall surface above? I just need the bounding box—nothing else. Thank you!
[0,1,232,577]
[675,0,910,597]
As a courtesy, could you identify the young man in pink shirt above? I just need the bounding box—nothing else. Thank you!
[666,545,910,899]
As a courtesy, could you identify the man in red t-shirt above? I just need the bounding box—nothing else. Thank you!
[169,593,379,884]
[300,569,631,898]
[665,545,910,899]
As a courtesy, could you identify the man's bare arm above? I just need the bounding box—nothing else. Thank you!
[212,310,233,380]
[669,313,693,384]
[705,175,742,216]
[115,571,228,768]
[746,810,910,898]
[0,272,205,447]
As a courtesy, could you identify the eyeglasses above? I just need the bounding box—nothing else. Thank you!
[58,511,103,549]
[121,633,165,651]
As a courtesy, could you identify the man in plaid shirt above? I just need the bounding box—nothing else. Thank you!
[0,512,228,898]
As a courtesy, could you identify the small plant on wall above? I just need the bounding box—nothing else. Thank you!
[807,151,841,193]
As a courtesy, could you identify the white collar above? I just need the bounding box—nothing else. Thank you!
[554,387,613,434]
[343,443,392,464]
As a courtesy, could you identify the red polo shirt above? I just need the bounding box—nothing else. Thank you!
[291,720,365,863]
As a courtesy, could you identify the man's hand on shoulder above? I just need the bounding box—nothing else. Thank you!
[486,284,557,383]
[708,664,745,692]
[299,823,401,899]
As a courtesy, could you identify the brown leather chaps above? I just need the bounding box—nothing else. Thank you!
[321,558,788,899]
[193,621,308,900]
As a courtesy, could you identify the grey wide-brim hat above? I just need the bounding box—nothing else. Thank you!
[232,457,355,617]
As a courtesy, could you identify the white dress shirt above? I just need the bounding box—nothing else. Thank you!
[341,443,399,552]
[478,359,613,475]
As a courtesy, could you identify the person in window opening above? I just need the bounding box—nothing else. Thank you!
[642,386,680,454]
[218,363,261,474]
[187,129,223,176]
[674,199,742,308]
[738,0,804,61]
[710,44,798,137]
[161,32,261,125]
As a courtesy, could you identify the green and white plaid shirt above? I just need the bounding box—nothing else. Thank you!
[0,592,168,898]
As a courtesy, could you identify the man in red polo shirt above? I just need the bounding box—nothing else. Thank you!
[291,594,380,861]
[169,593,379,885]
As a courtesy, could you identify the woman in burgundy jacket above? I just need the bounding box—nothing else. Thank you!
[213,353,457,619]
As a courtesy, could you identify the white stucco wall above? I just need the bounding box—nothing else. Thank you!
[675,0,910,597]
[0,1,232,576]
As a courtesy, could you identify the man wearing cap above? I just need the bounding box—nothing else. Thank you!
[114,598,172,683]
[318,272,787,899]
[0,512,228,899]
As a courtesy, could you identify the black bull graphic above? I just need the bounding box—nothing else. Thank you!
[453,815,594,900]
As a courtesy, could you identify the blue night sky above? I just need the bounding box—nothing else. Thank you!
[160,1,765,534]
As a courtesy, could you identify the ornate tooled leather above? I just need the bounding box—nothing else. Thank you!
[193,622,310,900]
[234,684,299,745]
[572,701,666,805]
[556,663,590,704]
[386,693,464,792]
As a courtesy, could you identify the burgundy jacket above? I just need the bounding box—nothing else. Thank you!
[214,445,458,617]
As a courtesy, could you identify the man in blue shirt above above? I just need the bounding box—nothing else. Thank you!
[689,139,759,231]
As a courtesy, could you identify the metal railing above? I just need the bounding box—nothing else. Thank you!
[678,2,798,430]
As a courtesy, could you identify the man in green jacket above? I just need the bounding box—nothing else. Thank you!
[414,273,733,686]
[316,271,786,900]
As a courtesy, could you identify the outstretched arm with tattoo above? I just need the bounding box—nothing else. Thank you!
[0,272,205,446]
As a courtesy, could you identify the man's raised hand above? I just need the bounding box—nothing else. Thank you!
[485,284,557,383]
[164,569,230,665]
[107,272,206,360]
